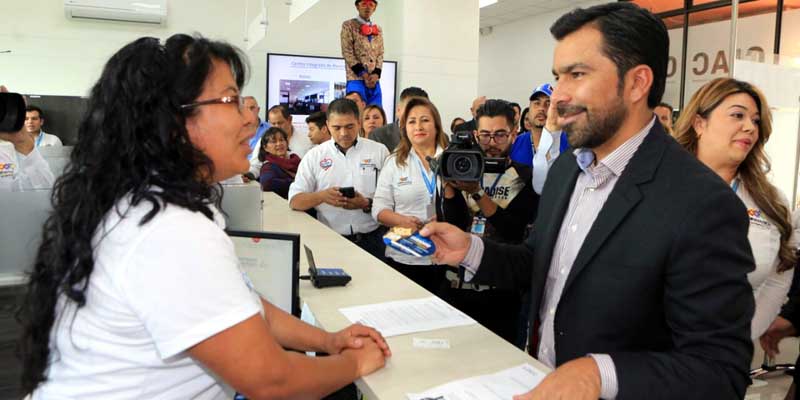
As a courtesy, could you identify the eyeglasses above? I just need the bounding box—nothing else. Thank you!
[476,131,510,145]
[180,95,244,112]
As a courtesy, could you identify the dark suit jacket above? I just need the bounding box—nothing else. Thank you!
[472,123,755,399]
[369,122,400,152]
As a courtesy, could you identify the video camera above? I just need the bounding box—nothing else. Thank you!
[429,131,506,182]
[0,91,26,133]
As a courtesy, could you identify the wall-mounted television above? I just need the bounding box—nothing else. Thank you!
[266,53,398,124]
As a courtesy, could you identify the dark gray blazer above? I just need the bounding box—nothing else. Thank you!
[473,122,755,399]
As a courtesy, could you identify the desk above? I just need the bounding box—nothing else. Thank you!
[261,192,550,398]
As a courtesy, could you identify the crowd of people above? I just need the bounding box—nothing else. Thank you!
[5,0,800,399]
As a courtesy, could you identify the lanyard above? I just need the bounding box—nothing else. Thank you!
[415,155,435,199]
[731,178,740,194]
[481,172,504,196]
[35,132,44,147]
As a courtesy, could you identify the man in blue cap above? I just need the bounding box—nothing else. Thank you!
[509,83,569,194]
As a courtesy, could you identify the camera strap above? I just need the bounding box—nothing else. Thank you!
[480,172,504,198]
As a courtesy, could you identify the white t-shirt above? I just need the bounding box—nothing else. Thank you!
[289,138,388,235]
[373,148,441,265]
[737,181,796,339]
[0,142,55,191]
[288,125,313,159]
[33,195,262,400]
[35,131,63,147]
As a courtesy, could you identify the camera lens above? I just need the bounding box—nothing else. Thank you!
[454,156,473,174]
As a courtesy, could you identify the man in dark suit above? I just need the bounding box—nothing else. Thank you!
[452,96,486,135]
[421,3,755,399]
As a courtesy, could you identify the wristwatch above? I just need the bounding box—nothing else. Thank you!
[363,198,373,213]
[471,189,485,202]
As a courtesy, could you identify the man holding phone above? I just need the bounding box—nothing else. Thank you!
[289,98,389,259]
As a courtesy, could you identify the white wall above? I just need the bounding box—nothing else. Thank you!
[0,0,477,129]
[395,0,479,127]
[477,1,604,106]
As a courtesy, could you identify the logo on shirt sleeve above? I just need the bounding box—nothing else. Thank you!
[320,158,333,171]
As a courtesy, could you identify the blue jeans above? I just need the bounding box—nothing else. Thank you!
[346,79,382,107]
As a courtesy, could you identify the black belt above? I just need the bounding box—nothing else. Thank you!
[343,228,379,243]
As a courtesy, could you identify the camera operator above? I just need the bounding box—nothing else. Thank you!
[438,99,536,345]
[0,85,55,191]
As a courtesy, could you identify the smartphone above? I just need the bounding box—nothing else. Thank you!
[339,186,355,198]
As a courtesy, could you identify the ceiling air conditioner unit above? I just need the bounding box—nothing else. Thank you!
[64,0,168,25]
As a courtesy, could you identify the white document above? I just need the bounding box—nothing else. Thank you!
[406,363,546,400]
[338,296,476,337]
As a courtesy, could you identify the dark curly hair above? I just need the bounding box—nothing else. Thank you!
[17,34,248,395]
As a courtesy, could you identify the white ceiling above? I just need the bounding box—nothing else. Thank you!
[479,0,594,28]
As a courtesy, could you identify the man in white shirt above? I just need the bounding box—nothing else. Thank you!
[268,105,312,158]
[0,88,55,190]
[25,105,63,147]
[289,98,389,259]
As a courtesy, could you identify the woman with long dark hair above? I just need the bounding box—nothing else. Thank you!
[675,77,796,341]
[19,34,388,399]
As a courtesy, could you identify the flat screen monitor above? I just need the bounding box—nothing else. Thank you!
[24,95,89,146]
[227,230,301,317]
[266,53,398,124]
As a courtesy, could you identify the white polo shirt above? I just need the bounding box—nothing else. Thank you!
[289,138,389,235]
[33,195,262,400]
[373,148,442,265]
[34,130,63,147]
[0,142,55,191]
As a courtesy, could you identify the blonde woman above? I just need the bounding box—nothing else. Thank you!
[675,77,796,340]
[372,97,448,293]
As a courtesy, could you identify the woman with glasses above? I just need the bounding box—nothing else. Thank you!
[675,78,796,343]
[372,97,449,293]
[258,127,300,199]
[19,34,389,399]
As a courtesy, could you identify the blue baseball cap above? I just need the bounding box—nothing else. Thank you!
[529,83,553,101]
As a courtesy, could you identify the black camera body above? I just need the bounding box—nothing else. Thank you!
[432,131,506,182]
[0,92,26,134]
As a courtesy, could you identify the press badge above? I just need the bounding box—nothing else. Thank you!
[470,215,486,237]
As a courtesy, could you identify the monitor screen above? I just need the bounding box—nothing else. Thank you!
[266,53,398,125]
[227,230,301,317]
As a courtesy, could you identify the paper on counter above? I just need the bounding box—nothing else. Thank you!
[406,363,546,400]
[338,296,475,338]
[413,337,451,349]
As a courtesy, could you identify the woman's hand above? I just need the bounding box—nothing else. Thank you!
[341,338,387,377]
[395,215,424,230]
[760,316,797,358]
[324,323,392,357]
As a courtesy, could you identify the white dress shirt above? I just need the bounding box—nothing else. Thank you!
[736,181,796,339]
[289,138,388,235]
[373,147,442,265]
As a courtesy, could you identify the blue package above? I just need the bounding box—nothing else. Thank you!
[383,230,436,257]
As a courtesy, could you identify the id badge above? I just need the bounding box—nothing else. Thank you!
[470,215,486,237]
[425,203,435,222]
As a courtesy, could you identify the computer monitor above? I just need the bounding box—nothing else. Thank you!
[0,189,52,285]
[227,230,301,317]
[220,184,263,231]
